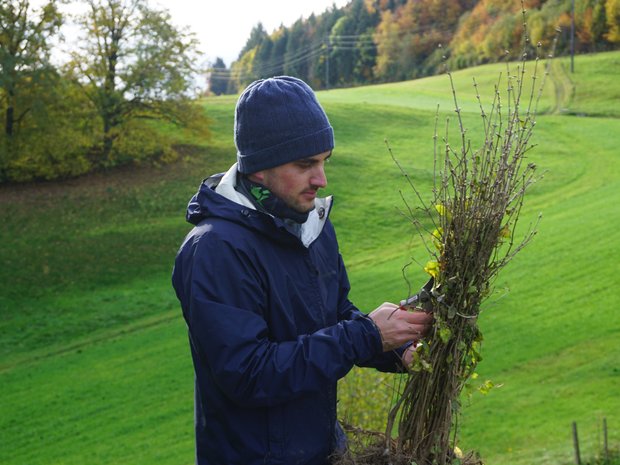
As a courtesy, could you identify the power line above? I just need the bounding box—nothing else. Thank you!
[207,25,456,82]
[208,37,375,80]
[208,44,325,79]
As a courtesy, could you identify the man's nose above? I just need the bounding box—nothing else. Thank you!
[311,164,327,188]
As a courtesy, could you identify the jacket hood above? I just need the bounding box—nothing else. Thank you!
[186,163,333,248]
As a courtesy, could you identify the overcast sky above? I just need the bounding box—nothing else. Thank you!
[28,0,350,67]
[151,0,351,66]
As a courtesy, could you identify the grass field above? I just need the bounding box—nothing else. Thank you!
[1,51,619,465]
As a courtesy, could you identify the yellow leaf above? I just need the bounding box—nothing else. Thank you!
[424,260,439,279]
[499,224,511,238]
[432,227,444,252]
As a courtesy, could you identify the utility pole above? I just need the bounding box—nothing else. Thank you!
[570,0,575,73]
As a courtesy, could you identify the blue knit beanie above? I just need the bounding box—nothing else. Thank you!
[235,76,335,174]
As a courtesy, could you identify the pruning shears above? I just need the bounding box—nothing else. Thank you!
[399,277,435,312]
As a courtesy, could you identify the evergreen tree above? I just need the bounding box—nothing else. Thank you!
[238,23,268,60]
[329,0,380,85]
[311,6,345,88]
[270,27,289,77]
[330,16,357,85]
[208,57,229,95]
[231,22,268,88]
[254,35,274,79]
[284,19,310,79]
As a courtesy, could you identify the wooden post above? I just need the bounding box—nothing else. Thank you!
[572,421,581,465]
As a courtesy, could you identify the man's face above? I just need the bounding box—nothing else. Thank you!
[250,151,331,213]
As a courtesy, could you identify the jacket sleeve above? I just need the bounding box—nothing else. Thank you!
[174,228,385,409]
[334,252,409,373]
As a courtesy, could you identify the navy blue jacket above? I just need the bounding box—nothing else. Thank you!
[172,166,404,464]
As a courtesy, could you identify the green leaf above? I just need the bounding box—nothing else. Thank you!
[439,326,452,343]
[447,305,457,319]
[478,379,495,395]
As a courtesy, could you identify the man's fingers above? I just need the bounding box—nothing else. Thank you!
[398,310,434,325]
[369,303,434,351]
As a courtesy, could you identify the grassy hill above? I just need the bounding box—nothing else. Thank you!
[1,51,619,465]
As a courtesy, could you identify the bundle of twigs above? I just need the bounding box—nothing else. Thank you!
[378,21,557,465]
[335,7,558,464]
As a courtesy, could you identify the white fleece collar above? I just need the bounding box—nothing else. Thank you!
[215,163,332,248]
[214,163,256,209]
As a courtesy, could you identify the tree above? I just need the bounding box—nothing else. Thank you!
[238,22,268,60]
[605,0,620,43]
[208,57,229,95]
[253,34,274,79]
[354,29,378,82]
[306,6,344,88]
[284,19,310,78]
[0,0,62,175]
[228,22,268,89]
[68,0,206,165]
[328,0,380,85]
[330,16,357,85]
[373,9,403,80]
[589,1,609,48]
[3,73,97,182]
[270,26,289,77]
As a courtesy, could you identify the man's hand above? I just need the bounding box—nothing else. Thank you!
[368,303,433,352]
[401,343,419,367]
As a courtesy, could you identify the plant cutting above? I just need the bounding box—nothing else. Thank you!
[338,7,557,465]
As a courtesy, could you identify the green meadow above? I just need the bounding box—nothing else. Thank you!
[1,51,619,464]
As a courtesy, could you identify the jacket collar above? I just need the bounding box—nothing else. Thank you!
[214,163,333,248]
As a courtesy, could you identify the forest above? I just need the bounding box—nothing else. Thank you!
[209,0,620,94]
[1,0,618,182]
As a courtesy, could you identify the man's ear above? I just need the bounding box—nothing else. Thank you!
[248,171,265,183]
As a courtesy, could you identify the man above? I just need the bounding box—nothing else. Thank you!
[172,76,433,465]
